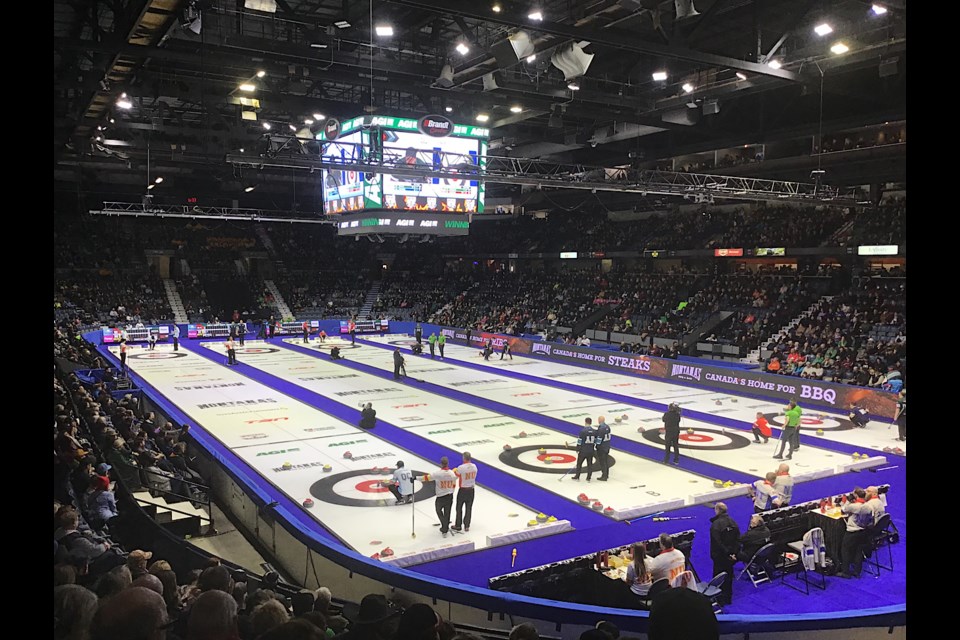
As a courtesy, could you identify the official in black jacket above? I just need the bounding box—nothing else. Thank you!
[738,514,772,563]
[662,403,682,464]
[709,502,740,605]
[571,418,597,481]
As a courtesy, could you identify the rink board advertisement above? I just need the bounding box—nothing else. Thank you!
[437,327,897,418]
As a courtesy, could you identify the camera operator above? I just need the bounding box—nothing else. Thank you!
[330,346,343,360]
[359,403,376,429]
[837,488,870,578]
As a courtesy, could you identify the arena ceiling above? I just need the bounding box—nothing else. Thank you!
[53,0,906,212]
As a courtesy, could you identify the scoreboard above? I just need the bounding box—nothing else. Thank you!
[320,114,488,233]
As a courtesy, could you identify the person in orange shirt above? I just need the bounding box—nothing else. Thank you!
[751,412,771,444]
[767,357,781,374]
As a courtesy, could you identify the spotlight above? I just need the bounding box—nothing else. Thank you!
[239,148,245,153]
[767,59,782,69]
[245,185,257,192]
[682,83,694,93]
[305,119,314,125]
[256,70,266,78]
[492,3,501,12]
[830,42,849,54]
[288,124,297,131]
[652,71,668,81]
[313,113,324,120]
[476,113,490,122]
[528,10,543,21]
[154,177,164,184]
[814,23,833,36]
[116,98,133,109]
[147,183,155,190]
[526,54,537,63]
[445,106,453,112]
[567,81,580,91]
[456,42,470,55]
[736,72,747,80]
[239,83,256,92]
[510,105,523,113]
[375,25,393,37]
[263,122,272,130]
[110,118,115,123]
[871,4,887,16]
[334,20,351,28]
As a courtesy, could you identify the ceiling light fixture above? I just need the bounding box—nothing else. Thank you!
[814,23,833,36]
[116,98,133,109]
[304,119,314,125]
[492,3,501,12]
[476,113,490,122]
[567,81,580,90]
[147,183,155,190]
[375,25,393,36]
[456,42,470,55]
[736,72,747,80]
[110,118,115,123]
[682,83,694,93]
[767,59,782,69]
[830,42,849,54]
[239,83,256,92]
[652,71,668,81]
[528,10,543,21]
[288,124,297,131]
[526,54,537,63]
[310,42,328,49]
[256,70,266,78]
[445,106,453,112]
[334,20,351,28]
[871,4,887,15]
[510,105,523,113]
[263,122,272,130]
[154,177,164,184]
[239,148,245,153]
[312,113,324,120]
[244,185,256,192]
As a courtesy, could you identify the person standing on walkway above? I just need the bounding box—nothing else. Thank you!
[172,325,180,351]
[225,336,237,365]
[428,333,437,359]
[594,416,612,481]
[349,319,357,344]
[237,321,245,346]
[452,452,477,532]
[119,340,128,374]
[302,321,310,344]
[438,333,446,359]
[415,323,423,345]
[572,418,597,481]
[500,340,512,360]
[774,401,802,460]
[424,457,457,537]
[709,502,740,606]
[894,389,906,442]
[773,463,794,506]
[662,403,682,465]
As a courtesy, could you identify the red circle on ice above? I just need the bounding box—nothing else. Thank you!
[355,480,390,493]
[538,453,575,464]
[801,418,823,425]
[680,433,714,443]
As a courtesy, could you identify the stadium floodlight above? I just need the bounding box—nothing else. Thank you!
[492,3,501,12]
[476,113,490,122]
[375,25,393,36]
[116,98,133,109]
[244,185,257,192]
[736,72,747,80]
[256,70,266,78]
[262,122,272,130]
[154,177,164,184]
[528,10,543,21]
[682,83,694,93]
[872,4,887,16]
[334,20,351,28]
[313,113,324,121]
[510,105,523,113]
[239,83,256,92]
[652,71,668,81]
[567,81,580,91]
[445,106,453,112]
[814,23,833,36]
[830,42,849,54]
[456,43,470,55]
[526,54,536,63]
[767,59,782,69]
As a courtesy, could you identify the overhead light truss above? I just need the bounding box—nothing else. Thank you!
[89,202,335,224]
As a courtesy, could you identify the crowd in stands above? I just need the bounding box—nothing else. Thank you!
[56,272,174,328]
[819,123,905,153]
[764,275,906,385]
[832,198,905,248]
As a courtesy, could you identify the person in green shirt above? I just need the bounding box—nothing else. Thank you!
[774,401,802,460]
[428,332,438,359]
[438,333,446,359]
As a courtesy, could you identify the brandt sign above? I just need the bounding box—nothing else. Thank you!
[418,115,453,137]
[323,118,342,140]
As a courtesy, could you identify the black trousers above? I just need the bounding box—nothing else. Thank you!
[439,344,444,357]
[751,427,768,442]
[455,487,475,529]
[416,332,422,344]
[394,363,402,379]
[227,349,237,365]
[429,343,435,358]
[173,337,179,351]
[351,331,356,344]
[387,484,409,503]
[712,557,736,603]
[435,494,453,533]
[774,427,798,457]
[897,416,906,440]
[574,450,594,479]
[663,431,680,462]
[238,333,244,346]
[841,529,869,576]
[596,446,611,479]
[303,330,309,343]
[120,353,127,372]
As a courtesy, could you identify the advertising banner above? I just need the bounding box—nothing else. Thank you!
[437,327,897,418]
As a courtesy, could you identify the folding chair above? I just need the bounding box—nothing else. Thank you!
[639,578,671,609]
[738,543,777,587]
[697,572,728,614]
[783,527,828,594]
[862,513,897,577]
[671,570,698,591]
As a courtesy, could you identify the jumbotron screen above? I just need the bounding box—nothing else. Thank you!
[320,114,488,218]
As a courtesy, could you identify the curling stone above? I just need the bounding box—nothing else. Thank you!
[546,515,558,523]
[592,501,604,511]
[527,520,538,527]
[714,479,724,488]
[816,429,824,435]
[536,513,549,523]
[503,444,512,451]
[577,493,591,505]
[603,506,615,516]
[380,547,394,557]
[621,414,629,421]
[518,431,528,438]
[302,498,314,508]
[687,428,695,435]
[543,458,554,465]
[614,417,622,424]
[282,462,293,470]
[538,447,547,455]
[343,451,353,459]
[322,464,333,472]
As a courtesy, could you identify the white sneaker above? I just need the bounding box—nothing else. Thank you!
[442,531,448,538]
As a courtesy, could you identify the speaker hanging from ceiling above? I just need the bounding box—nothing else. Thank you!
[675,0,700,19]
[550,42,594,81]
[436,64,455,88]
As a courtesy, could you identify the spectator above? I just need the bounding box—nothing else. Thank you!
[187,589,240,640]
[251,599,290,638]
[647,588,719,640]
[89,586,169,640]
[259,620,327,640]
[127,549,153,580]
[96,565,133,600]
[394,603,441,640]
[133,573,165,596]
[55,584,98,640]
[509,623,540,640]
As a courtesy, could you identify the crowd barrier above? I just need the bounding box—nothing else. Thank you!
[429,326,898,419]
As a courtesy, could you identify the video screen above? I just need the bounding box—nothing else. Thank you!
[380,130,480,213]
[321,131,366,214]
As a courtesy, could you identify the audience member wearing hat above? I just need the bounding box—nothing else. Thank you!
[339,594,400,640]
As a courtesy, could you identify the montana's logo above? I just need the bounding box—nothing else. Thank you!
[244,417,289,424]
[563,412,591,418]
[392,403,428,409]
[240,433,268,440]
[328,440,368,447]
[671,364,703,381]
[427,428,462,435]
[482,422,513,429]
[531,343,552,355]
[512,392,541,397]
[256,448,300,457]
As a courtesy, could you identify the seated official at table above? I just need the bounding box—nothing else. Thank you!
[738,514,772,563]
[623,543,655,597]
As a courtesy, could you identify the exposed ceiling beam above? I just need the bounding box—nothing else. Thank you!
[385,0,801,81]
